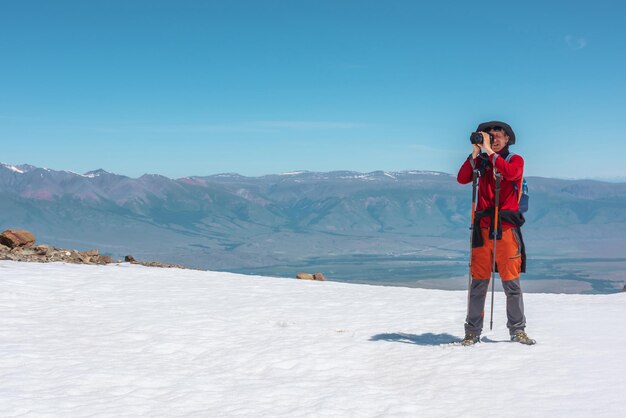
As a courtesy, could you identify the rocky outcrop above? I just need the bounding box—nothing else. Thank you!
[1,244,115,265]
[122,254,185,269]
[0,229,36,248]
[296,272,326,281]
[130,260,187,269]
[0,229,187,269]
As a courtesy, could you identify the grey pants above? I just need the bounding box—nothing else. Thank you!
[465,278,526,336]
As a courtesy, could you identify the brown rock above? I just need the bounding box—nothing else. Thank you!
[137,261,186,269]
[33,245,50,255]
[75,249,99,264]
[96,255,113,264]
[0,230,186,269]
[1,252,17,261]
[18,248,37,257]
[313,272,326,281]
[296,273,315,280]
[68,250,82,262]
[0,229,36,248]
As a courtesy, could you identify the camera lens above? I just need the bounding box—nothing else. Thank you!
[470,132,483,145]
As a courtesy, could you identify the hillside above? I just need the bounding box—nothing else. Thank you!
[2,163,626,293]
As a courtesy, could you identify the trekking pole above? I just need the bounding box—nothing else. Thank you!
[466,168,480,317]
[489,170,502,331]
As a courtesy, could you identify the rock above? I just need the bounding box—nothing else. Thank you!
[296,273,315,280]
[18,248,37,256]
[68,250,83,263]
[96,255,113,264]
[296,272,326,281]
[33,245,50,255]
[313,272,326,281]
[0,229,36,248]
[0,245,12,259]
[75,249,99,264]
[623,283,626,292]
[1,252,18,261]
[0,230,187,270]
[136,260,186,269]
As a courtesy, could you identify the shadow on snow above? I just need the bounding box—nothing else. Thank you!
[369,332,462,346]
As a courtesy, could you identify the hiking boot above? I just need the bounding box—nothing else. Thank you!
[461,333,480,346]
[511,331,536,345]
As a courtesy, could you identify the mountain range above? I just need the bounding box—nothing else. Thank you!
[2,162,625,293]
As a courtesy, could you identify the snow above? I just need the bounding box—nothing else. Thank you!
[1,260,624,417]
[338,173,378,181]
[0,163,25,174]
[280,170,309,176]
[212,173,244,178]
[83,170,111,178]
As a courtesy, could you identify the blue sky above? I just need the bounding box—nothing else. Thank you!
[2,1,625,179]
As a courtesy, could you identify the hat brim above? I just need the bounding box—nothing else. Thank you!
[476,121,516,144]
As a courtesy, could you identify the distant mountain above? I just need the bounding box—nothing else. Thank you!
[2,162,625,292]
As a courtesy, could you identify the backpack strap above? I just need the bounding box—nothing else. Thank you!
[505,152,524,204]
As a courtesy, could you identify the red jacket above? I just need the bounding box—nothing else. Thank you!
[457,150,524,229]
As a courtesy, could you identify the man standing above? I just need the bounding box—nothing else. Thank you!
[457,121,535,346]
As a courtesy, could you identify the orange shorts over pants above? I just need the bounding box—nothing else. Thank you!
[471,228,522,281]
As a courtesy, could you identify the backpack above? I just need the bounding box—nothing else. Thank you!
[505,153,529,213]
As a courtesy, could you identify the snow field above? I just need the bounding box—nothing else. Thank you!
[1,261,625,417]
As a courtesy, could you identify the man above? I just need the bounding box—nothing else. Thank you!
[457,121,535,346]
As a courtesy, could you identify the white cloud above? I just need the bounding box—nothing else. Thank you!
[565,35,588,50]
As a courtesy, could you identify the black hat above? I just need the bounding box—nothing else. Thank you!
[476,121,516,145]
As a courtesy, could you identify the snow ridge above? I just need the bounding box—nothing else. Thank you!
[0,162,25,174]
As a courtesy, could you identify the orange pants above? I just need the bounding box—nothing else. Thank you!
[471,228,522,281]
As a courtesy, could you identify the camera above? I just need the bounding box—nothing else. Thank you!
[470,131,493,145]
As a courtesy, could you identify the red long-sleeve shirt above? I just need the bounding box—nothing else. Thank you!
[457,151,524,229]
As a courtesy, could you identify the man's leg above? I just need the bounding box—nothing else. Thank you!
[501,278,526,334]
[466,228,493,338]
[496,229,527,336]
[465,279,490,335]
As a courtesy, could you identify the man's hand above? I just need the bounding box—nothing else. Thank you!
[471,144,481,159]
[480,132,494,155]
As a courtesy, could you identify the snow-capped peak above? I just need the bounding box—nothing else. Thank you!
[1,162,25,174]
[83,169,111,178]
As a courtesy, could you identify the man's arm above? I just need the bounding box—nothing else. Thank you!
[478,133,523,180]
[457,144,482,184]
[492,153,524,181]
